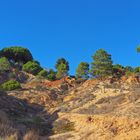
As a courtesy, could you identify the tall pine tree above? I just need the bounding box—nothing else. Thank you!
[76,62,89,79]
[91,49,113,79]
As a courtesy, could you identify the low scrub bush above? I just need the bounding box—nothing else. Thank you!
[0,80,21,91]
[37,69,48,78]
[0,57,11,72]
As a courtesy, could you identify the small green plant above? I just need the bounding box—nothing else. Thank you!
[0,80,21,91]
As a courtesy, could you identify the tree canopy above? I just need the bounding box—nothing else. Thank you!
[55,58,69,79]
[137,45,140,52]
[0,46,33,64]
[0,45,139,81]
[125,66,134,72]
[134,67,140,73]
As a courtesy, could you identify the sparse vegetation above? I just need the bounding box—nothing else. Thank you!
[1,133,18,140]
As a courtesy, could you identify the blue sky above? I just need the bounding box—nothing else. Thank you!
[0,0,140,74]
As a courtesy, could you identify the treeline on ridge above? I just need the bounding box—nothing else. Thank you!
[0,46,140,85]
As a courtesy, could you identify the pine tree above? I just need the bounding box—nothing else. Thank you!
[91,49,113,79]
[76,62,89,79]
[55,58,69,79]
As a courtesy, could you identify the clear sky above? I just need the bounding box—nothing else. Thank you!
[0,0,140,74]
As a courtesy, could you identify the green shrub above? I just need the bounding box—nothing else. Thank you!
[37,69,48,78]
[37,69,56,81]
[134,67,140,73]
[0,57,11,72]
[137,45,140,52]
[0,80,21,91]
[22,61,42,75]
[112,64,125,78]
[46,69,56,81]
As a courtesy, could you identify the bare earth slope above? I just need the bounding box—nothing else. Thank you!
[49,79,140,140]
[1,76,140,140]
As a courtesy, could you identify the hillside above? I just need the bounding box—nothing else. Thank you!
[0,71,80,139]
[1,74,140,140]
[49,79,140,140]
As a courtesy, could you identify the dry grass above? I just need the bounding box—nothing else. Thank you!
[0,111,18,139]
[0,131,39,140]
[23,130,39,140]
[52,119,75,134]
[1,133,18,140]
